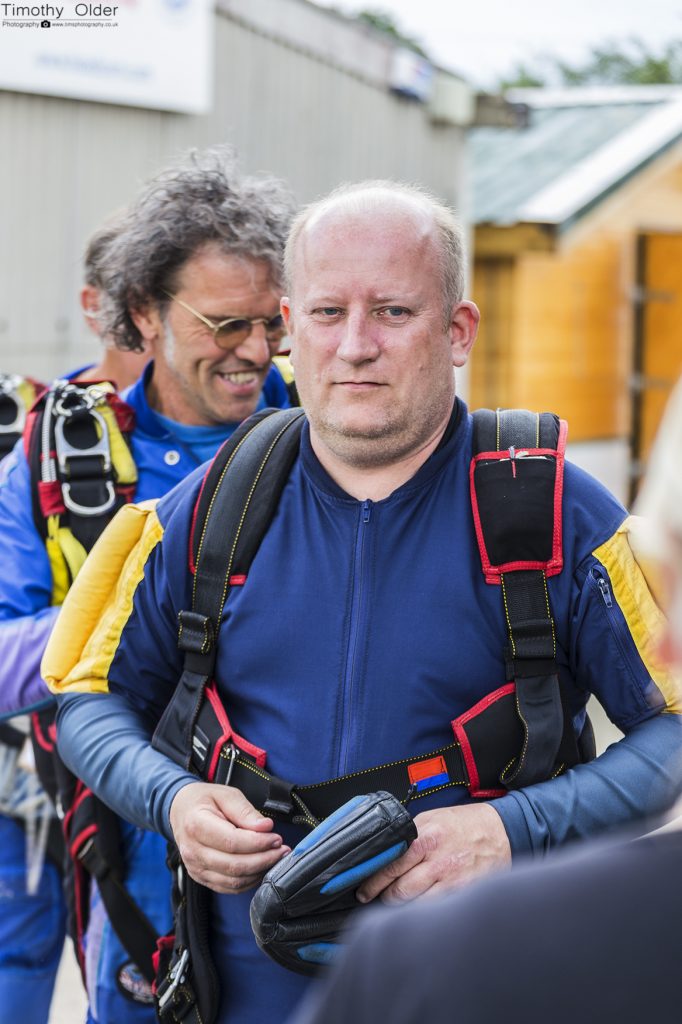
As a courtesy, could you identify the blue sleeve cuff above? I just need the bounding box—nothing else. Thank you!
[489,714,682,858]
[489,793,534,859]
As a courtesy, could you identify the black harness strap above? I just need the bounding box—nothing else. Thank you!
[23,381,159,990]
[0,374,38,459]
[153,408,305,1024]
[77,820,159,984]
[195,732,469,828]
[152,408,305,767]
[0,721,26,749]
[471,408,570,788]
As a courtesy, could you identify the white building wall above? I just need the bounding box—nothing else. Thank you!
[0,0,470,379]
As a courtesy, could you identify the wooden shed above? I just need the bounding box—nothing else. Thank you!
[469,86,682,502]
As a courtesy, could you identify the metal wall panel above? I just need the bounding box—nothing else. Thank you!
[0,2,467,380]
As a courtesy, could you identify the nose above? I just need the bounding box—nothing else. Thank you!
[336,312,380,364]
[233,322,271,366]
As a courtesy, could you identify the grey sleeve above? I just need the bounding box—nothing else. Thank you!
[56,690,196,840]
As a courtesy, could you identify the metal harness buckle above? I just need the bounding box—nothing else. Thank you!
[0,374,27,435]
[157,947,191,1012]
[53,385,116,516]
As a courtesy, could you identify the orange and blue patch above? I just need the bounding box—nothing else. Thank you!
[408,755,449,792]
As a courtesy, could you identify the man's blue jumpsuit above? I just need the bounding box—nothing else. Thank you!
[0,362,290,1023]
[47,399,682,1024]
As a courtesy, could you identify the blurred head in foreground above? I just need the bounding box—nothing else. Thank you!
[636,377,682,667]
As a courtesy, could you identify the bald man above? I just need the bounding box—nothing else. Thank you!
[44,182,682,1024]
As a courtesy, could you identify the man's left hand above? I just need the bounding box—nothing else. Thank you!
[356,802,511,905]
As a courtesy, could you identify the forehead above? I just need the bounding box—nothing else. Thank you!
[293,199,440,296]
[176,244,278,299]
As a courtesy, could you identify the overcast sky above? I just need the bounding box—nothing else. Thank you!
[316,0,682,88]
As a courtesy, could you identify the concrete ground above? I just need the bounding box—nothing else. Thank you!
[49,945,87,1024]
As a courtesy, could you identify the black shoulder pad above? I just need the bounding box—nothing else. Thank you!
[190,408,305,579]
[470,408,566,582]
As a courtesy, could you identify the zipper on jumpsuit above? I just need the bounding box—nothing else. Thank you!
[338,499,372,775]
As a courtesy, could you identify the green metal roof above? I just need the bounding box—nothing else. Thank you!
[471,94,680,225]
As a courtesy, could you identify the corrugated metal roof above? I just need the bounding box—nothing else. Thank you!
[471,98,673,225]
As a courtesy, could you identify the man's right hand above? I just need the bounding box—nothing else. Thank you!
[169,781,290,894]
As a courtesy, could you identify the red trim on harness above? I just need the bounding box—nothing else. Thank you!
[553,419,568,564]
[469,428,566,584]
[117,484,136,503]
[63,782,90,834]
[108,392,136,433]
[151,935,176,995]
[71,785,92,816]
[451,683,515,798]
[229,575,247,586]
[73,861,88,978]
[70,823,98,859]
[23,410,38,460]
[37,480,65,517]
[31,711,55,752]
[204,682,267,780]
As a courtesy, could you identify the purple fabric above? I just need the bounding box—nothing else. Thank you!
[0,607,59,718]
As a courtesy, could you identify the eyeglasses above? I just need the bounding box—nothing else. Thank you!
[163,291,287,350]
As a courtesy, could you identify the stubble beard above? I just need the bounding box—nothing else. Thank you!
[310,386,455,470]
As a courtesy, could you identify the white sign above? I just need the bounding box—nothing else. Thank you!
[0,0,213,114]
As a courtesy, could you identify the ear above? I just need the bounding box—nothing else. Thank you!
[449,300,480,368]
[130,304,164,346]
[80,285,101,334]
[281,297,295,365]
[280,296,292,330]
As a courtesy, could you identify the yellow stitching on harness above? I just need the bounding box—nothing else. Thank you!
[542,571,556,658]
[194,415,303,622]
[298,743,461,790]
[500,574,516,657]
[513,688,530,775]
[193,426,256,605]
[216,420,298,618]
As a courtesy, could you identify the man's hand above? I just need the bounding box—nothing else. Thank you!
[169,781,290,894]
[356,802,511,905]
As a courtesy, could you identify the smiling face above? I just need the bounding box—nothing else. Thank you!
[135,244,282,426]
[283,197,478,470]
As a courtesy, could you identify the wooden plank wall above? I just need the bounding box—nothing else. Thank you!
[470,138,682,449]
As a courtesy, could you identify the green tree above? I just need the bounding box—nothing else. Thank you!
[355,8,429,58]
[500,39,682,90]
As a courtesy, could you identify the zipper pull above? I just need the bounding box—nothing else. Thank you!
[597,574,613,608]
[362,500,372,524]
[508,445,517,478]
